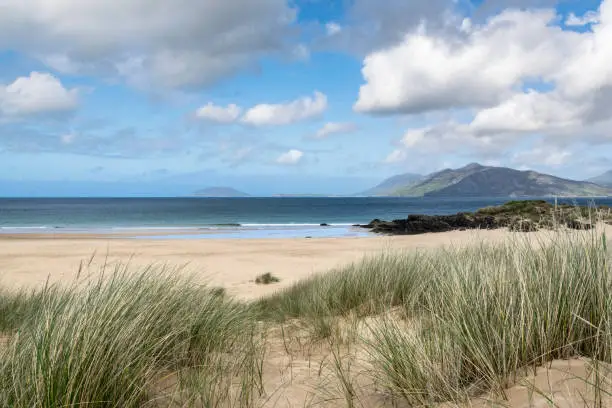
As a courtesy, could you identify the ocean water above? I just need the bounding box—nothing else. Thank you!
[0,197,610,239]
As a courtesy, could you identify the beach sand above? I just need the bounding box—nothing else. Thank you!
[1,226,611,300]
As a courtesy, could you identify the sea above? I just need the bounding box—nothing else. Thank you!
[1,197,611,239]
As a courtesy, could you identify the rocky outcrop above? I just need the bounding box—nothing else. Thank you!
[360,200,608,235]
[363,213,497,235]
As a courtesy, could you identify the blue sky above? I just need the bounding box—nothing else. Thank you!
[0,0,610,196]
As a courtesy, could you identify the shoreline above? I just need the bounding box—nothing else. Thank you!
[2,226,611,300]
[0,224,372,240]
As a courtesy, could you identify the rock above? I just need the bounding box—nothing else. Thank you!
[362,200,606,236]
[320,223,330,227]
[361,219,383,229]
[367,213,492,235]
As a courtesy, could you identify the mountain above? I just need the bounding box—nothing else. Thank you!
[193,187,250,197]
[360,173,423,196]
[367,163,612,197]
[588,170,612,187]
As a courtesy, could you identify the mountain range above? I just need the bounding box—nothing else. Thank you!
[363,163,612,197]
[588,170,612,187]
[360,173,423,196]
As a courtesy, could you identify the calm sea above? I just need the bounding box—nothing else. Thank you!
[1,197,610,239]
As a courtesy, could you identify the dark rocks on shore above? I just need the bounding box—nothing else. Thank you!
[361,213,497,235]
[360,200,608,236]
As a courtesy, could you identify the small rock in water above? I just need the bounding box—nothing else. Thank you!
[320,223,330,227]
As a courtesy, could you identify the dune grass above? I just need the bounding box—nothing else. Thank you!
[0,265,265,408]
[255,251,429,321]
[255,227,612,405]
[2,225,612,406]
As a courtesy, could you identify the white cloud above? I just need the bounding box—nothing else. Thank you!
[355,9,570,114]
[468,91,585,135]
[276,149,303,165]
[566,11,600,26]
[196,103,242,123]
[326,22,342,36]
[314,122,357,139]
[0,72,78,118]
[401,128,428,147]
[242,91,328,126]
[0,0,296,89]
[367,0,612,165]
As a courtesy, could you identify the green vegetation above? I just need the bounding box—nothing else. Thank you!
[255,272,280,285]
[3,224,612,406]
[256,228,612,405]
[367,162,612,197]
[0,267,264,407]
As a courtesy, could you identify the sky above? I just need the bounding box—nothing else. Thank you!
[0,0,611,196]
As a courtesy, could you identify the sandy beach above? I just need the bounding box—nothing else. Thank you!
[3,226,612,407]
[2,226,610,299]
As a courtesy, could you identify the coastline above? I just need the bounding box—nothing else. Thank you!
[0,224,372,240]
[2,226,611,300]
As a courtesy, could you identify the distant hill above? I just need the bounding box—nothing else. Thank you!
[365,163,612,197]
[193,187,250,197]
[588,170,612,187]
[360,173,423,196]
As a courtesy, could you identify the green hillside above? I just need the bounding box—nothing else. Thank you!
[368,163,612,197]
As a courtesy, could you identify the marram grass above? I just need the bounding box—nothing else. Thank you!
[0,265,264,408]
[2,226,612,406]
[256,227,612,405]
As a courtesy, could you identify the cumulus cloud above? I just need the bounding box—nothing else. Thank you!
[195,103,242,123]
[0,0,296,89]
[314,122,357,139]
[0,72,78,118]
[354,9,570,114]
[276,149,303,165]
[368,0,612,164]
[242,92,327,126]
